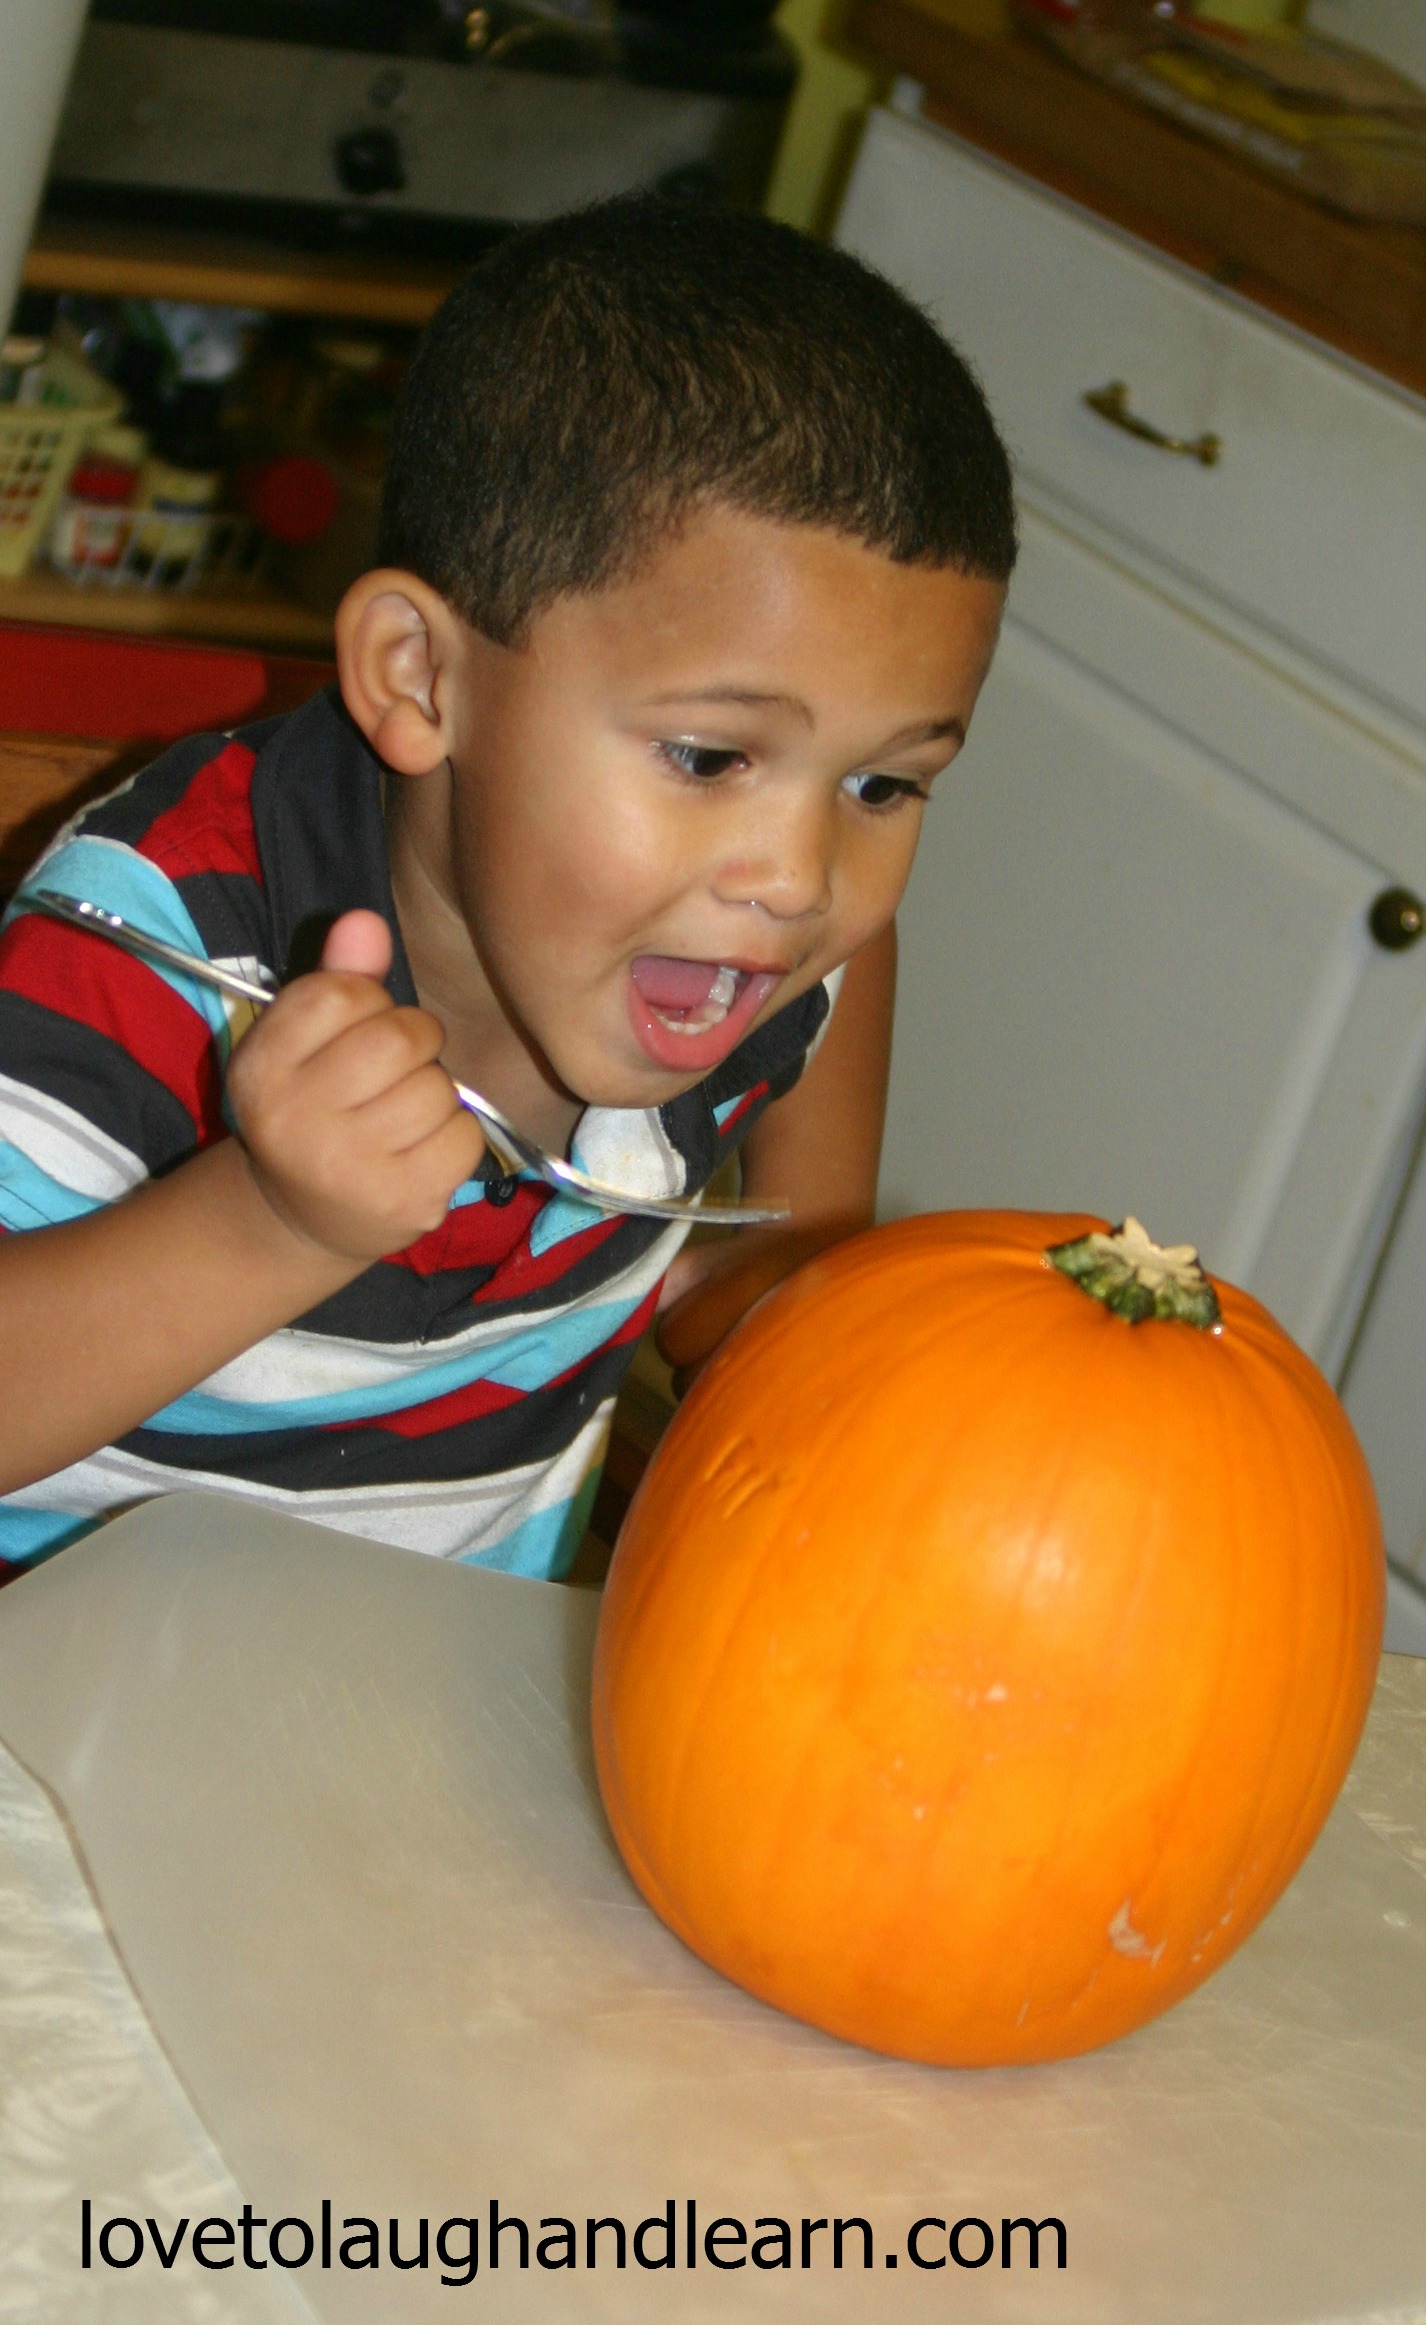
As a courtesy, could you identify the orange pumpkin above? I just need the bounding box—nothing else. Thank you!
[592,1211,1385,2066]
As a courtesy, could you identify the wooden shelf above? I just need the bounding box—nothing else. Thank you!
[844,1,1426,400]
[0,570,334,655]
[23,214,460,328]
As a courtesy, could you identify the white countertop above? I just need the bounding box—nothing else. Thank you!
[0,1494,1422,2323]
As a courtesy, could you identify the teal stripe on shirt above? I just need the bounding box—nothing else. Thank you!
[11,837,244,1057]
[460,1468,600,1580]
[137,1282,648,1436]
[0,1139,104,1231]
[0,1505,97,1562]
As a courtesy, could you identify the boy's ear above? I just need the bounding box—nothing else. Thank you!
[334,569,462,777]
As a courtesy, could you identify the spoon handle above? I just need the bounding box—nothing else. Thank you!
[20,890,790,1228]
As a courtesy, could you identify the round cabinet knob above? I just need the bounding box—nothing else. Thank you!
[1369,887,1426,951]
[334,125,407,198]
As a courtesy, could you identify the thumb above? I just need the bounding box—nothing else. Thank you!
[319,909,393,982]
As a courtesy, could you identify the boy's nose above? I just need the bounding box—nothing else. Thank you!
[713,795,835,923]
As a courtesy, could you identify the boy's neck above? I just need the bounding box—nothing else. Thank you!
[383,767,587,1156]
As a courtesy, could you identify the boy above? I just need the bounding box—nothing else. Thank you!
[0,196,1013,1581]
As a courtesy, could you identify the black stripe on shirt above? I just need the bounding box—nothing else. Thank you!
[115,1335,635,1490]
[0,991,199,1177]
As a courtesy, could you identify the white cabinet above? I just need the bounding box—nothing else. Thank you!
[836,109,1426,1606]
[839,110,1426,737]
[881,512,1426,1374]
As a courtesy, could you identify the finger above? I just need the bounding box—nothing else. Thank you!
[416,1105,487,1192]
[384,1108,488,1237]
[287,1002,448,1111]
[320,908,394,981]
[241,964,396,1085]
[348,1057,473,1158]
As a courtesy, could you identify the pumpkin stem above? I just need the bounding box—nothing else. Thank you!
[1047,1217,1222,1330]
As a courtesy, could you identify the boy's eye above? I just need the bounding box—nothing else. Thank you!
[660,741,745,781]
[843,771,930,809]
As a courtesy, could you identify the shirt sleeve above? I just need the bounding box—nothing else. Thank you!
[0,837,269,1246]
[0,887,226,1235]
[0,736,273,1235]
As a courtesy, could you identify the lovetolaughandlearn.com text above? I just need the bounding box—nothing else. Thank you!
[81,2199,1067,2283]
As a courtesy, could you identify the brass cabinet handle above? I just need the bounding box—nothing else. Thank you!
[1369,887,1426,951]
[1083,381,1222,468]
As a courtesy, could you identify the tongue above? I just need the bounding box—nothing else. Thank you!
[631,955,726,1011]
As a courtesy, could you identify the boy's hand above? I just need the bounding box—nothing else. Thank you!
[226,908,485,1264]
[655,1229,832,1395]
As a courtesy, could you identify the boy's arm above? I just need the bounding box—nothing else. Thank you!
[0,914,483,1497]
[0,1141,368,1495]
[655,921,895,1388]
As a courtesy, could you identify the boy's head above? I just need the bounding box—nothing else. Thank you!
[338,196,1014,1114]
[375,193,1015,645]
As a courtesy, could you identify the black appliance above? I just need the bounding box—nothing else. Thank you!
[46,0,798,258]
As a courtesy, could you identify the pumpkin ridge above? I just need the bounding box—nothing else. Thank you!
[1226,1354,1380,1934]
[1009,1352,1195,2037]
[1174,1335,1340,1965]
[644,1456,800,1927]
[687,1406,902,1976]
[1167,1326,1376,1979]
[1052,1350,1249,2022]
[771,1299,1128,2041]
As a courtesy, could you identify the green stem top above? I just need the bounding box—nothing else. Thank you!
[1047,1216,1222,1331]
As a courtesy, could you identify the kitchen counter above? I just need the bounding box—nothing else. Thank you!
[0,1492,1422,2322]
[844,1,1426,398]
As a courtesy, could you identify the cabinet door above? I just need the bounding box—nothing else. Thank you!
[1342,1144,1426,1582]
[838,109,1426,736]
[882,513,1426,1373]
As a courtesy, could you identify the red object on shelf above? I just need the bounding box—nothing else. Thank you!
[236,455,343,546]
[0,624,334,741]
[65,457,140,507]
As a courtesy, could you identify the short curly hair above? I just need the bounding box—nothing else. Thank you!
[378,193,1016,643]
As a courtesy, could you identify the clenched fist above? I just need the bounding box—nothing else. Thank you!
[226,909,485,1264]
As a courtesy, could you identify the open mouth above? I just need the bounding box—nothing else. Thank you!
[628,955,782,1071]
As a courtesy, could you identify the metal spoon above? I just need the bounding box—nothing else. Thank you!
[21,890,790,1228]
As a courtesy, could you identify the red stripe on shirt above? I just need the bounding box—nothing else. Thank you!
[387,1190,624,1294]
[388,1183,543,1277]
[716,1080,769,1139]
[0,914,226,1139]
[473,1206,625,1301]
[137,740,263,885]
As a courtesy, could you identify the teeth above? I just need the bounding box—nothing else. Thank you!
[652,966,743,1037]
[655,1004,732,1035]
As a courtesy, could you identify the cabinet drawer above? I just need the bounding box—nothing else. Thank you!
[838,109,1426,733]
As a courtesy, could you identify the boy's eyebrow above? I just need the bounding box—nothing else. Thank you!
[641,686,817,725]
[888,716,967,748]
[639,688,967,748]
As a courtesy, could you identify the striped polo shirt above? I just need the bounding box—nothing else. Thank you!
[0,687,828,1583]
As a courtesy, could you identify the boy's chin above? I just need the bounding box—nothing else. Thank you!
[547,1030,715,1116]
[563,1061,705,1115]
